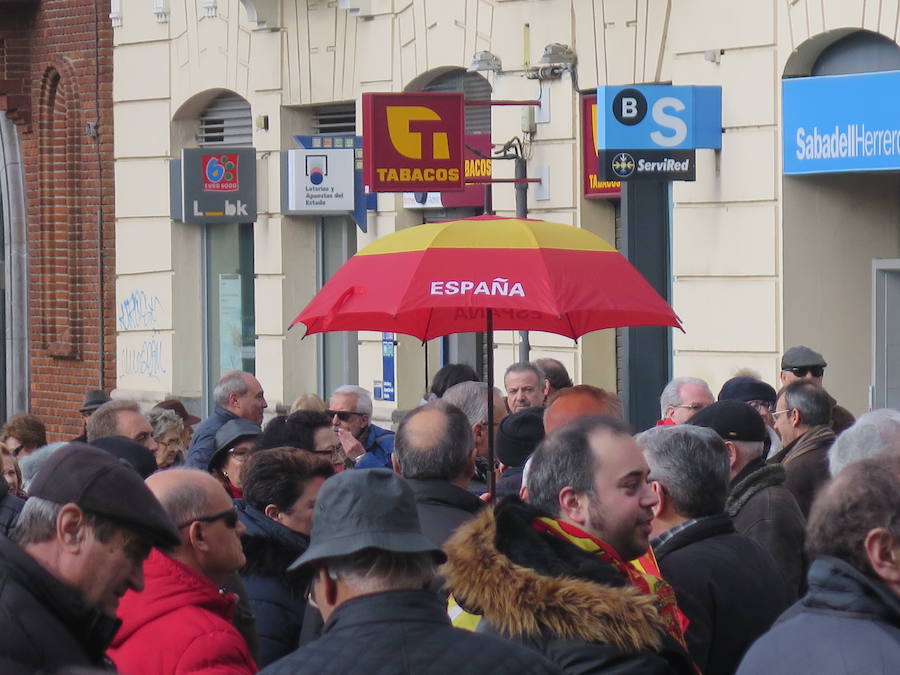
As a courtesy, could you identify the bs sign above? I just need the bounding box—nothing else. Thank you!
[363,92,465,193]
[596,85,722,181]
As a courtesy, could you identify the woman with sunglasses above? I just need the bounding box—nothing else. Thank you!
[236,448,334,666]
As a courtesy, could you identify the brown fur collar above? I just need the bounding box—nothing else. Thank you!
[441,502,664,652]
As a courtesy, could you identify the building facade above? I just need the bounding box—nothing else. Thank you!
[0,0,116,438]
[111,0,900,425]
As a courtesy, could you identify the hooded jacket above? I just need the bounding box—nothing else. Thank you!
[109,549,257,674]
[236,500,309,667]
[442,498,695,674]
[737,556,900,674]
[0,535,120,674]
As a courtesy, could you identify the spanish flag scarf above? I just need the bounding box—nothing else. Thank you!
[532,516,689,649]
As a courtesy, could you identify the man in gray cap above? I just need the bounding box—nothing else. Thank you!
[261,469,562,674]
[0,443,179,674]
[689,400,807,596]
[780,345,855,434]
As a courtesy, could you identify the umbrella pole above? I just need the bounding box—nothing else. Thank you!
[486,309,496,502]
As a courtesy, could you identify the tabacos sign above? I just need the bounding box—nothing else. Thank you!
[595,85,721,181]
[179,148,257,224]
[363,92,465,192]
[581,95,621,198]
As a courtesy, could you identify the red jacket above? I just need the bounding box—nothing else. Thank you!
[109,549,257,674]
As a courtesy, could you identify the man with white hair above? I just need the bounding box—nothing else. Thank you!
[828,408,900,475]
[328,385,393,469]
[657,377,715,426]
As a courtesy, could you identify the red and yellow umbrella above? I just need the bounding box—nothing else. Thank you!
[292,215,681,340]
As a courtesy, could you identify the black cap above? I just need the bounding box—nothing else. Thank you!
[289,468,444,572]
[496,406,544,467]
[782,346,827,369]
[91,436,158,479]
[28,443,180,548]
[688,400,767,443]
[210,419,261,471]
[718,377,777,405]
[79,389,111,414]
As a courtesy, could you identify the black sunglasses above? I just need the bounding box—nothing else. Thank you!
[326,410,366,422]
[177,505,239,530]
[783,366,824,378]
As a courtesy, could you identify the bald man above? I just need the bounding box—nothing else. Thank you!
[391,400,482,549]
[543,385,624,434]
[109,469,257,674]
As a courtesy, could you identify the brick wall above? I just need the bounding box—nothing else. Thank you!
[0,0,115,440]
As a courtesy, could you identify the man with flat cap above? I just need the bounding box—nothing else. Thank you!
[780,345,854,434]
[261,469,562,674]
[0,443,180,674]
[689,401,807,597]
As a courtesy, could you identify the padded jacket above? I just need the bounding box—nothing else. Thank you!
[109,549,257,674]
[738,556,900,674]
[260,589,563,675]
[237,500,309,667]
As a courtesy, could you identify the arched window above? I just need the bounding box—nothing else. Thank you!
[812,31,900,76]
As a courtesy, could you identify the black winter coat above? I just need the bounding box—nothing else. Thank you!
[653,513,793,675]
[260,589,563,675]
[726,460,807,597]
[737,556,900,674]
[237,500,309,667]
[405,477,483,548]
[0,479,23,538]
[443,498,695,675]
[0,535,120,674]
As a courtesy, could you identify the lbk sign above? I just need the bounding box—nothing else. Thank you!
[363,92,465,193]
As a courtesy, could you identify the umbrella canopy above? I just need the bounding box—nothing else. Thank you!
[292,215,680,340]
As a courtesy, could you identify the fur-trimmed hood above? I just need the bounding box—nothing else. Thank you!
[441,498,665,652]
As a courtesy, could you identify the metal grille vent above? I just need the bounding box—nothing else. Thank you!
[314,103,356,135]
[198,93,252,147]
[423,70,492,134]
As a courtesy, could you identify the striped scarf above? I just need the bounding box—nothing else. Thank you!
[533,516,689,648]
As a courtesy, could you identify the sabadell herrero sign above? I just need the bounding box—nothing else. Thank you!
[783,70,900,175]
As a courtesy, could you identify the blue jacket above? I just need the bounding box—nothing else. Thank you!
[355,423,394,469]
[185,405,238,469]
[236,500,310,667]
[737,556,900,675]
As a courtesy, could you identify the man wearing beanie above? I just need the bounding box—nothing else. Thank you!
[495,406,544,499]
[0,443,180,674]
[689,400,807,596]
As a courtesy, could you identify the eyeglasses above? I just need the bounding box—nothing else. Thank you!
[326,410,366,422]
[746,400,773,414]
[771,408,793,418]
[177,505,239,530]
[158,438,184,449]
[674,403,706,411]
[783,366,824,378]
[227,448,252,462]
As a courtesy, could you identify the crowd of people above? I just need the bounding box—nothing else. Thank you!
[0,344,898,674]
